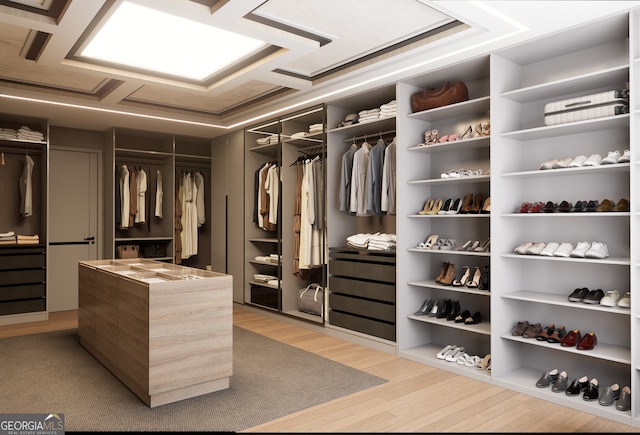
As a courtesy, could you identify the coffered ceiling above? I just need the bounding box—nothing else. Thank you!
[0,0,638,138]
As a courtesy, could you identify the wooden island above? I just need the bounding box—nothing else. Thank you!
[78,259,233,407]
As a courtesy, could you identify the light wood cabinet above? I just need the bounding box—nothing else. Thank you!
[78,259,232,407]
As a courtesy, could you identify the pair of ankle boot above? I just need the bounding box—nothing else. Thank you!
[435,261,456,285]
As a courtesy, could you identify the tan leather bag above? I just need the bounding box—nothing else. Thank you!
[411,81,469,112]
[116,244,140,259]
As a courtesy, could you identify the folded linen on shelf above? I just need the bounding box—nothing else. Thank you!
[308,123,323,133]
[346,232,397,250]
[17,126,44,141]
[17,234,40,244]
[0,231,15,238]
[0,128,17,140]
[346,233,371,249]
[368,233,397,251]
[253,274,278,283]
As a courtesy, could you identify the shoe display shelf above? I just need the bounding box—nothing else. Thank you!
[491,13,632,425]
[631,7,640,426]
[395,55,492,381]
[325,84,398,351]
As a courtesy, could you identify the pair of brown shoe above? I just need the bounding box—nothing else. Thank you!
[595,198,629,212]
[434,261,456,286]
[536,324,566,343]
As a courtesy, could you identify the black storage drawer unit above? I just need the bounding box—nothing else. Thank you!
[250,284,281,310]
[328,247,396,342]
[0,251,45,270]
[0,245,46,315]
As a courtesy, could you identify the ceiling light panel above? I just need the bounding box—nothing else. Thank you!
[80,1,266,81]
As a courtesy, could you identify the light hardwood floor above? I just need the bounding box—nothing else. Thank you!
[2,305,639,433]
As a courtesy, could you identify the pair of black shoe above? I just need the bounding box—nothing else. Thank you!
[414,299,453,318]
[414,299,481,324]
[566,375,599,401]
[567,287,604,304]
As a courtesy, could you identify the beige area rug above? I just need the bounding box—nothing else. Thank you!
[0,326,386,432]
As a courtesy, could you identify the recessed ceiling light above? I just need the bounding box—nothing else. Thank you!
[81,1,266,81]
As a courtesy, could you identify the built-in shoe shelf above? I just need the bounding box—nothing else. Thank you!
[491,11,632,426]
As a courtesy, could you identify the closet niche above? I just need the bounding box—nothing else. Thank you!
[326,86,397,344]
[0,113,48,320]
[104,128,212,268]
[243,105,327,324]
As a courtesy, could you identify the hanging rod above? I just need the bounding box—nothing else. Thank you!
[297,144,325,155]
[342,129,396,143]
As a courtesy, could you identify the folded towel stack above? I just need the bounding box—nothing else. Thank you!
[17,126,44,141]
[308,123,323,134]
[0,128,17,140]
[358,108,380,124]
[0,230,16,245]
[379,100,397,118]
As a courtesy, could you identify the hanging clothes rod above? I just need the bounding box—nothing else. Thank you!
[297,144,325,155]
[343,129,396,143]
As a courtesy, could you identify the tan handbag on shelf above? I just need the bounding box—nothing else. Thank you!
[116,244,140,259]
[411,81,469,113]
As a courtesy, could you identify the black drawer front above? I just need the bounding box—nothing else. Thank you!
[0,269,45,286]
[329,310,395,342]
[329,276,395,303]
[0,299,45,315]
[329,259,395,283]
[250,285,280,310]
[0,253,45,271]
[0,284,46,302]
[329,293,395,323]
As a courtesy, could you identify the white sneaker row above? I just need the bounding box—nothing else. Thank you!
[514,241,609,259]
[540,150,629,170]
[435,345,482,366]
[441,168,485,179]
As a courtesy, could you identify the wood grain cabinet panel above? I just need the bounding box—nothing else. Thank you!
[78,259,233,407]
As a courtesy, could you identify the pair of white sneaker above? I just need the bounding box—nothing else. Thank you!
[571,150,630,166]
[540,150,630,170]
[514,241,570,256]
[514,241,609,259]
[570,241,609,259]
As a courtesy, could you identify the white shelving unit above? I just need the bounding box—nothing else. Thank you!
[395,55,492,380]
[630,7,640,425]
[491,12,632,425]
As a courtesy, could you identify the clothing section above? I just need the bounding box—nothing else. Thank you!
[175,169,206,262]
[106,129,212,269]
[339,136,396,216]
[292,155,324,279]
[253,161,280,232]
